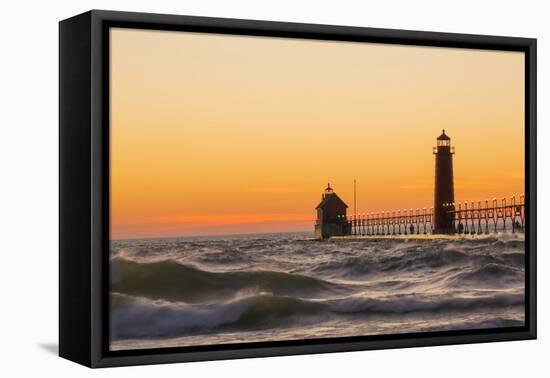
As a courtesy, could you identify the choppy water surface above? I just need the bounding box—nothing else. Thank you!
[109,232,525,350]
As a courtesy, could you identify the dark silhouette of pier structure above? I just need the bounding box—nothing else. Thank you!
[314,130,525,239]
[314,184,352,239]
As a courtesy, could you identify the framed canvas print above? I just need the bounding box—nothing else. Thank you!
[59,10,537,368]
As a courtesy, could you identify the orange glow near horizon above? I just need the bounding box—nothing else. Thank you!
[110,28,524,239]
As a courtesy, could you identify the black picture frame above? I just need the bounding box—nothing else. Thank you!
[59,9,537,368]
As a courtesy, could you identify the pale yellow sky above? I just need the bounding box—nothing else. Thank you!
[110,28,524,239]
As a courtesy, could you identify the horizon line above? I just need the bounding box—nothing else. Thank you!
[110,229,313,242]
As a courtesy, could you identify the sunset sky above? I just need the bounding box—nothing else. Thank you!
[110,28,524,239]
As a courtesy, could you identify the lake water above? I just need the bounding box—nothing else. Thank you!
[109,232,525,350]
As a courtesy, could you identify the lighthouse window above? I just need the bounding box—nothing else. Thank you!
[437,140,451,147]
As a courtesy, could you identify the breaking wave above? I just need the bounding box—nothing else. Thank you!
[111,289,524,340]
[111,257,342,303]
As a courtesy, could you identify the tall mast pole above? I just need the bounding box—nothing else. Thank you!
[354,179,357,218]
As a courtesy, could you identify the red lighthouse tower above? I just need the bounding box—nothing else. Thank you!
[433,130,455,233]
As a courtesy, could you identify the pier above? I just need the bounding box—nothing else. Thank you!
[314,130,526,239]
[344,195,525,237]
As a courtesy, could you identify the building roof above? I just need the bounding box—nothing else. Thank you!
[437,129,450,140]
[315,192,349,209]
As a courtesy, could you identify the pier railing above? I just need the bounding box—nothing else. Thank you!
[344,194,525,236]
[449,195,525,234]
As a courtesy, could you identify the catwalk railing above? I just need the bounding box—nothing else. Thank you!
[343,195,525,236]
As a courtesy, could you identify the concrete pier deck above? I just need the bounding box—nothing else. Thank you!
[328,234,504,242]
[296,233,523,242]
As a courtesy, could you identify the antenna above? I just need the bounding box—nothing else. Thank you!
[354,179,357,219]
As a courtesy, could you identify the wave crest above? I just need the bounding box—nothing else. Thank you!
[110,293,327,340]
[111,257,340,303]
